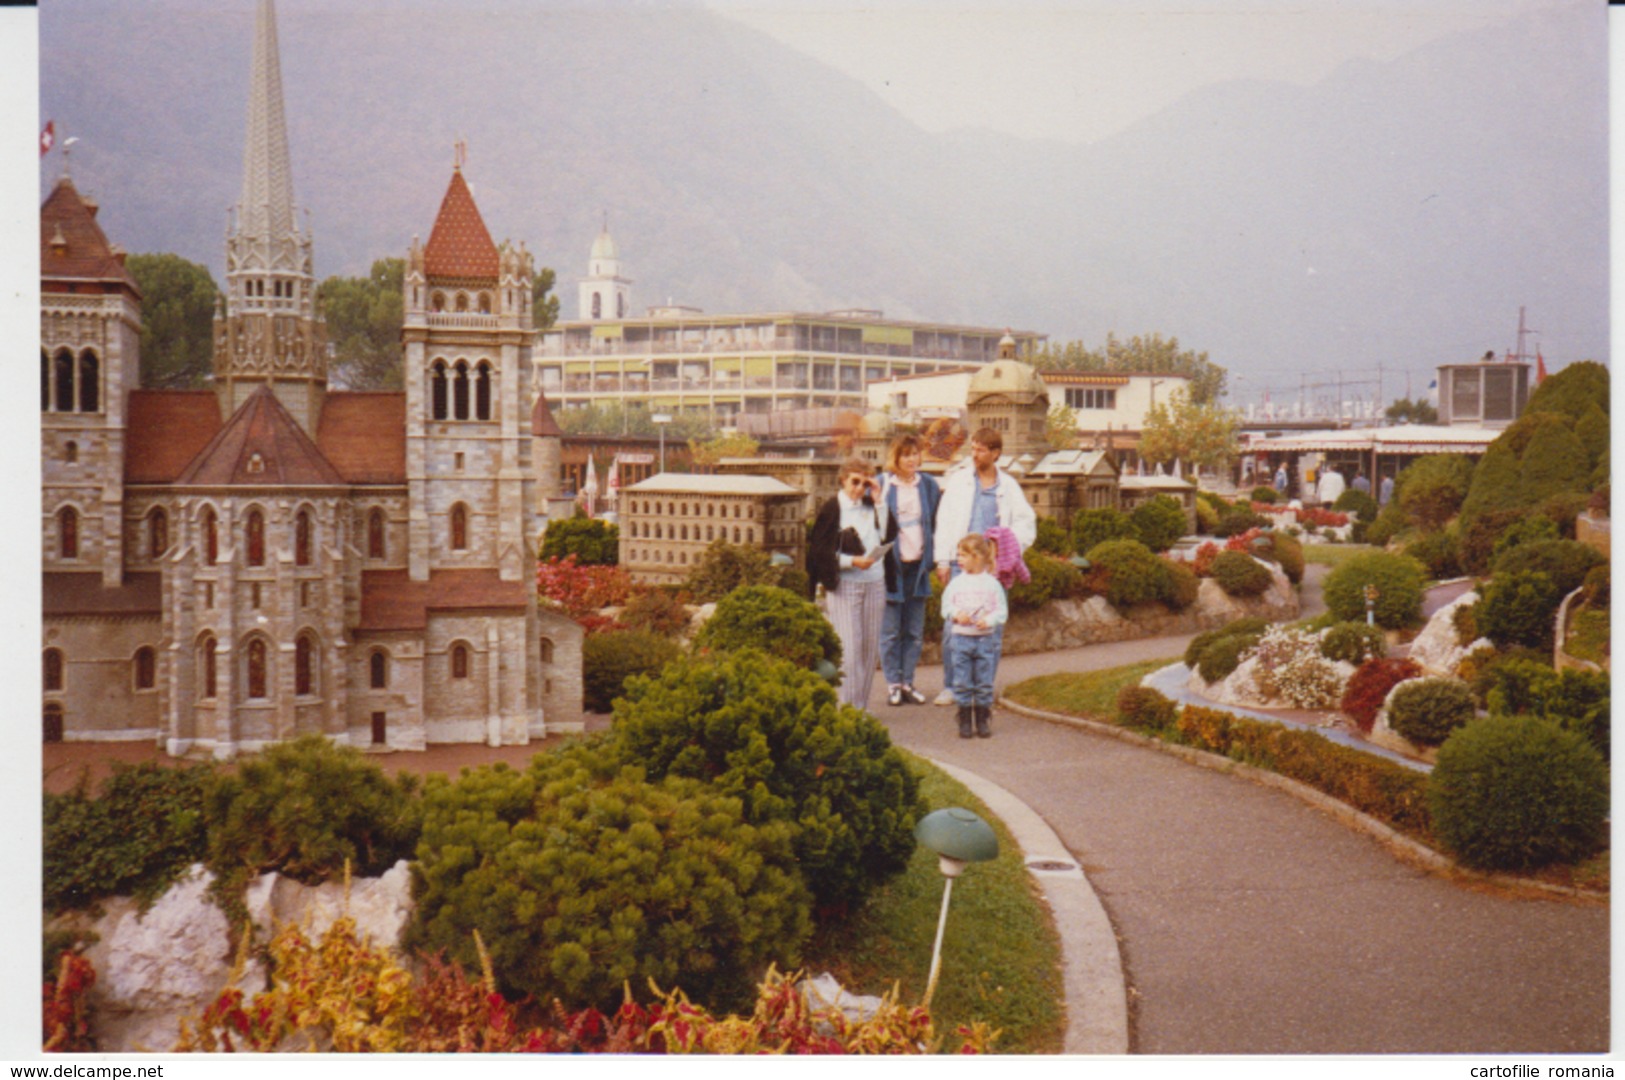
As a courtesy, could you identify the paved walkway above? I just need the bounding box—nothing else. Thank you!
[869,564,1610,1053]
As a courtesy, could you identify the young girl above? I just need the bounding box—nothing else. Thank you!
[938,534,1008,739]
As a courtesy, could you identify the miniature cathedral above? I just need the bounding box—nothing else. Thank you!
[41,0,578,757]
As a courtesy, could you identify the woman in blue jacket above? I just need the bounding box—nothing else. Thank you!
[878,434,941,706]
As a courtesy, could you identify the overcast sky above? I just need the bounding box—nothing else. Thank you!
[711,0,1545,144]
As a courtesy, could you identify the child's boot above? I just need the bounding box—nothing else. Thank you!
[974,704,992,738]
[957,705,974,739]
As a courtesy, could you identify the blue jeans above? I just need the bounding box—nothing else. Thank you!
[949,630,1000,709]
[882,593,928,687]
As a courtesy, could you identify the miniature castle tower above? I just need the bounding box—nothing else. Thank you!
[577,220,631,321]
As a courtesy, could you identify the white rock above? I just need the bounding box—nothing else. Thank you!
[1408,591,1481,676]
[244,859,415,950]
[801,971,886,1029]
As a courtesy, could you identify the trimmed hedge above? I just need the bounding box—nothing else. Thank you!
[1475,571,1564,651]
[1210,550,1272,597]
[1115,685,1178,732]
[1490,539,1606,598]
[692,584,841,671]
[1333,489,1379,524]
[1173,706,1432,842]
[539,516,620,565]
[582,628,682,713]
[1322,551,1425,629]
[1073,508,1134,557]
[1086,538,1167,609]
[1428,715,1609,872]
[1008,550,1084,611]
[1385,677,1476,747]
[1130,495,1188,554]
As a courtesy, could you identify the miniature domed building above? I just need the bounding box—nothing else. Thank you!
[965,334,1052,459]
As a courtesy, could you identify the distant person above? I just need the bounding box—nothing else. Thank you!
[1301,464,1317,503]
[1352,471,1371,495]
[940,534,1008,739]
[808,458,889,710]
[878,434,940,707]
[1379,474,1395,507]
[932,428,1036,707]
[1273,463,1289,493]
[1317,465,1346,507]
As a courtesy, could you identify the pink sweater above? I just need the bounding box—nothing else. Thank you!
[984,526,1030,588]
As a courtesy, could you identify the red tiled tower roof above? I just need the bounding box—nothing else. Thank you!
[316,392,407,483]
[423,168,500,280]
[125,391,225,483]
[175,385,345,487]
[531,390,561,437]
[40,178,140,294]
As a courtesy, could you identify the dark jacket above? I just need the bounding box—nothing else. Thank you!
[880,471,940,602]
[806,495,880,598]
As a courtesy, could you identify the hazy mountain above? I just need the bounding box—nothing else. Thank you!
[39,0,1606,396]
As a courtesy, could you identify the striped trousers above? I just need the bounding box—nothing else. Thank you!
[825,577,887,710]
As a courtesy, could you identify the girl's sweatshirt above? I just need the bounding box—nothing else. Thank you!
[940,571,1008,637]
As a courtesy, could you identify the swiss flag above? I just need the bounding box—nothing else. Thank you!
[1536,350,1548,384]
[39,121,54,157]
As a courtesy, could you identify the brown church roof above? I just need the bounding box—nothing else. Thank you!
[126,391,225,483]
[316,392,407,484]
[357,568,528,631]
[40,178,140,294]
[423,168,500,280]
[175,386,345,487]
[43,572,162,617]
[531,390,561,437]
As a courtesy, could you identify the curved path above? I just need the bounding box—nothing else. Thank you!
[871,565,1608,1053]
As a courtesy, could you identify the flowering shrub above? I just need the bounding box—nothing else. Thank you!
[1245,626,1344,708]
[1192,541,1221,577]
[1298,506,1350,529]
[536,555,633,624]
[177,918,994,1054]
[1340,657,1423,733]
[43,951,96,1053]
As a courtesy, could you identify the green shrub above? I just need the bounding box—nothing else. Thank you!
[1538,491,1592,540]
[1339,657,1423,733]
[539,516,620,565]
[1214,507,1268,538]
[1073,508,1133,557]
[1008,550,1084,611]
[1575,403,1609,470]
[408,742,812,1011]
[1475,571,1564,651]
[205,735,421,887]
[1184,617,1268,670]
[582,628,683,713]
[1086,538,1167,609]
[1457,507,1525,576]
[1364,499,1409,547]
[1322,551,1425,629]
[1266,531,1306,585]
[1385,677,1476,747]
[1461,441,1523,523]
[1196,633,1254,684]
[1333,489,1379,524]
[1210,550,1272,597]
[1515,415,1590,506]
[692,584,840,671]
[1490,539,1606,599]
[617,588,692,636]
[1581,564,1609,609]
[1525,360,1610,423]
[1251,486,1279,504]
[1451,602,1478,647]
[1195,497,1221,534]
[1161,559,1200,611]
[45,762,213,914]
[1428,715,1609,871]
[1483,660,1610,761]
[1115,685,1178,731]
[1404,530,1461,580]
[1320,621,1387,665]
[1396,454,1474,531]
[1033,516,1074,557]
[684,540,793,603]
[610,650,924,914]
[1129,495,1188,553]
[1465,646,1552,705]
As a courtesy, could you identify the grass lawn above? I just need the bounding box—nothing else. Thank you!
[1565,606,1609,664]
[1303,542,1380,568]
[1002,656,1178,721]
[801,751,1066,1053]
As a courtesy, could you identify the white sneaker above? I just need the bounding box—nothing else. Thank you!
[934,688,956,706]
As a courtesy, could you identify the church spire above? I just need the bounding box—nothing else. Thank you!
[236,0,295,246]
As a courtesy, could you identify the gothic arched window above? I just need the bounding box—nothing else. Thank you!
[450,503,469,550]
[475,362,491,421]
[43,648,64,692]
[134,646,156,691]
[78,350,99,413]
[370,649,388,690]
[295,510,312,566]
[53,348,73,413]
[57,506,78,560]
[246,638,268,699]
[478,292,491,314]
[148,507,168,559]
[451,642,470,679]
[199,636,217,699]
[245,509,266,567]
[453,361,470,420]
[367,508,386,559]
[431,361,449,420]
[202,507,219,564]
[295,634,315,696]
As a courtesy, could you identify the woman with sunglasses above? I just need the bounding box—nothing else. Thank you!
[807,458,889,709]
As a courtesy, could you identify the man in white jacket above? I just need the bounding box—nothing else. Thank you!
[931,428,1037,705]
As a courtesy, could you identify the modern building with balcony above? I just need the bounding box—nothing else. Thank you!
[534,228,1044,424]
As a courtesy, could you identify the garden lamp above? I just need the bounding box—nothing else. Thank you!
[914,807,999,1008]
[1364,583,1380,626]
[1068,555,1091,572]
